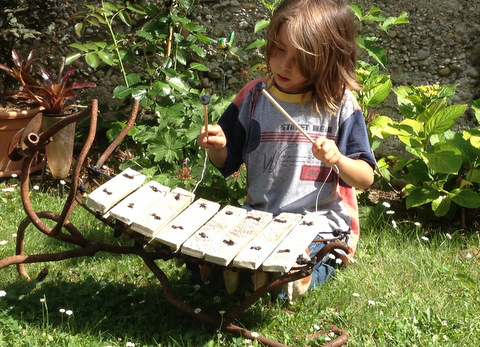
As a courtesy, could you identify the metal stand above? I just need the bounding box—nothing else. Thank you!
[0,99,349,347]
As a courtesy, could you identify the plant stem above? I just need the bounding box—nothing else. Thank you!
[102,1,129,87]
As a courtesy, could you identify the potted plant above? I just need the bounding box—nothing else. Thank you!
[0,50,44,177]
[0,49,96,178]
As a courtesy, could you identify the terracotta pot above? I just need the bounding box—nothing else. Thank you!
[0,107,45,177]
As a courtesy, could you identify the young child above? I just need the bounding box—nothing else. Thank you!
[198,0,375,296]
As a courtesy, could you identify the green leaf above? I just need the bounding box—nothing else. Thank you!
[168,77,190,94]
[149,132,183,163]
[405,159,431,182]
[244,39,267,51]
[406,187,440,208]
[254,19,270,33]
[363,7,385,21]
[96,51,116,65]
[126,73,142,86]
[450,188,480,208]
[368,115,393,139]
[349,4,364,20]
[85,52,100,68]
[362,77,392,107]
[423,142,462,174]
[135,30,153,41]
[356,36,387,68]
[195,32,215,44]
[126,3,146,14]
[74,22,85,37]
[431,195,451,217]
[118,10,132,27]
[417,98,448,123]
[379,12,409,32]
[175,49,187,66]
[86,13,103,26]
[425,104,467,136]
[463,127,480,149]
[466,169,480,184]
[131,87,147,99]
[69,43,90,52]
[93,41,107,49]
[102,2,119,11]
[436,84,458,101]
[65,52,82,65]
[150,81,171,96]
[190,44,206,58]
[113,85,132,99]
[472,98,480,124]
[190,62,208,71]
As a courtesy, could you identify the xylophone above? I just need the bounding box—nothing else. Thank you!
[85,167,349,295]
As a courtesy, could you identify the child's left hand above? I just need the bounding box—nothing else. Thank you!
[312,137,342,168]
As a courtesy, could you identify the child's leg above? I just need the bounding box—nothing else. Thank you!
[308,241,338,289]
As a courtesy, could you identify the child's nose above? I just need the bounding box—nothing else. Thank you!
[280,56,294,71]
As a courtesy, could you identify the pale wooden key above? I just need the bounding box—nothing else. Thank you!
[204,209,273,267]
[109,181,171,225]
[180,205,246,259]
[153,198,221,251]
[129,187,195,238]
[85,167,146,214]
[261,213,328,272]
[233,212,302,270]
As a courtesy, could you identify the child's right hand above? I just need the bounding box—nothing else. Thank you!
[198,124,227,150]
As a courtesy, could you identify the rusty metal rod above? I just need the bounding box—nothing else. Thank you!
[52,100,99,236]
[95,98,140,169]
[141,253,292,347]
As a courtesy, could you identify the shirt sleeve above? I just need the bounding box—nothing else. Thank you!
[337,108,376,168]
[217,102,246,177]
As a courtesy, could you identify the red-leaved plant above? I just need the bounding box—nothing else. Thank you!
[0,50,95,114]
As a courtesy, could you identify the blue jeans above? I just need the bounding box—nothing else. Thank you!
[307,240,337,289]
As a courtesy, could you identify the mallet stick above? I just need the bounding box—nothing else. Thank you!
[200,95,211,134]
[261,86,339,174]
[261,88,314,144]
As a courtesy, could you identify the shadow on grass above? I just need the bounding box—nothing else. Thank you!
[1,261,283,346]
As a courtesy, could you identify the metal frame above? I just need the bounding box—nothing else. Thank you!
[0,99,349,347]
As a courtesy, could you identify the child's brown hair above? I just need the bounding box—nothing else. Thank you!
[265,0,360,114]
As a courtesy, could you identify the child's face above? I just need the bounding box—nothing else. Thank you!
[269,23,310,94]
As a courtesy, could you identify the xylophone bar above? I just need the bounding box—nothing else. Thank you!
[233,212,302,270]
[180,205,247,258]
[154,198,221,251]
[203,209,273,266]
[130,187,195,238]
[261,213,327,272]
[109,181,171,225]
[85,167,146,214]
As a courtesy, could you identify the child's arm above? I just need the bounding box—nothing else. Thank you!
[198,124,228,169]
[312,137,374,189]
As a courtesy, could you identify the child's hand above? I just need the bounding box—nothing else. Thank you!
[312,137,342,168]
[198,124,227,150]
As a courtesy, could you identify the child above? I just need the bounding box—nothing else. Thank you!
[198,0,375,295]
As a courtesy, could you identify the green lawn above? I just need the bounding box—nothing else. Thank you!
[1,181,479,346]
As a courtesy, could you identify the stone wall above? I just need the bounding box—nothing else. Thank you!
[2,0,479,127]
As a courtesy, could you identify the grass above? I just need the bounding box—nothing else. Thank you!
[1,178,479,347]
